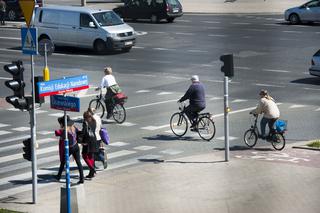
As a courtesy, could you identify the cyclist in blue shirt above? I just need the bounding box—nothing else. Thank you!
[178,75,206,130]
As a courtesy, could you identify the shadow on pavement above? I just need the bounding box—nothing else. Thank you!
[138,158,225,164]
[143,134,203,142]
[291,77,320,86]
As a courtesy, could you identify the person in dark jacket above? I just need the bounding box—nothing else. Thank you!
[178,75,206,130]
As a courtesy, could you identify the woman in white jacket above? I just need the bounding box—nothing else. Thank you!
[250,90,280,139]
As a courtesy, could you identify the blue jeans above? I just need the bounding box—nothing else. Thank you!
[260,117,277,138]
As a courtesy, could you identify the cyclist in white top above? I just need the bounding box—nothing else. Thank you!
[96,67,121,119]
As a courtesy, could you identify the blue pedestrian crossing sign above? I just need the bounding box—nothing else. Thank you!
[21,27,38,55]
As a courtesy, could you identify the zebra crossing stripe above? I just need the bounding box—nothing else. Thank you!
[108,150,136,159]
[141,124,169,131]
[0,123,10,128]
[0,130,11,136]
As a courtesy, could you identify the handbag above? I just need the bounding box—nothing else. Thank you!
[99,128,110,145]
[76,130,84,144]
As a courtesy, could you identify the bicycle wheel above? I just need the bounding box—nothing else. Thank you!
[170,112,188,137]
[89,99,105,118]
[244,129,258,148]
[113,104,126,124]
[197,117,216,141]
[271,133,285,151]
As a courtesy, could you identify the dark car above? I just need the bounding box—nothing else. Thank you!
[5,0,42,21]
[113,0,183,23]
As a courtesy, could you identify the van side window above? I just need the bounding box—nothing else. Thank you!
[39,10,43,23]
[80,14,94,28]
[42,10,59,24]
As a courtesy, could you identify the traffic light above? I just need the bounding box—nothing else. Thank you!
[4,60,29,110]
[34,76,45,104]
[22,138,32,161]
[220,54,234,78]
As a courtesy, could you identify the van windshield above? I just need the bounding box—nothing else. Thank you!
[92,11,123,26]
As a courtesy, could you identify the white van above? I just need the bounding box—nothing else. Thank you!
[33,5,136,53]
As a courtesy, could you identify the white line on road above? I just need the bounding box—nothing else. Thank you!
[141,124,170,131]
[0,76,11,80]
[153,47,176,51]
[0,36,20,40]
[108,150,136,159]
[208,34,228,37]
[126,99,177,110]
[232,22,251,25]
[202,21,220,24]
[262,69,291,73]
[254,83,285,88]
[303,87,320,91]
[175,32,194,36]
[235,66,251,70]
[282,31,302,33]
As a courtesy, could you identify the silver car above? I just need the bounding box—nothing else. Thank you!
[284,0,320,24]
[309,50,320,77]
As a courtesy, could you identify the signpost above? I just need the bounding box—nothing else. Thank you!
[19,0,38,204]
[38,75,88,213]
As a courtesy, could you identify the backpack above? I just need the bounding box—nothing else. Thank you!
[99,128,110,145]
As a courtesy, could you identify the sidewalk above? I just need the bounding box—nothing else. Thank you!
[1,142,320,213]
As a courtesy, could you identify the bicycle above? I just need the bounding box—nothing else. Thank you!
[89,91,127,124]
[170,102,216,141]
[243,114,287,151]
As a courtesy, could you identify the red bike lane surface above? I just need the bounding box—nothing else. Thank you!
[231,147,320,168]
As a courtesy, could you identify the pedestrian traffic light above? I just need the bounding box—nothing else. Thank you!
[34,76,45,104]
[220,54,234,78]
[22,138,32,161]
[4,60,29,110]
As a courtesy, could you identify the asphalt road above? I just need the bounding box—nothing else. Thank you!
[0,14,319,199]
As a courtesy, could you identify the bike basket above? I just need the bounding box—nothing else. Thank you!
[275,119,287,132]
[113,92,128,103]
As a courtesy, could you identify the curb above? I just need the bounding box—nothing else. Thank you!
[292,146,320,151]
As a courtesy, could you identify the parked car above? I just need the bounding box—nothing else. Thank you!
[309,49,320,77]
[5,0,42,21]
[113,0,183,23]
[284,0,320,24]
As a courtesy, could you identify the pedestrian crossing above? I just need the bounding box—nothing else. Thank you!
[0,88,319,200]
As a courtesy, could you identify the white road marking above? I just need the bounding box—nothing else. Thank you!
[0,130,11,136]
[263,23,281,26]
[315,108,320,111]
[202,21,220,24]
[254,83,285,88]
[157,92,173,95]
[235,66,251,70]
[0,36,20,40]
[35,110,47,114]
[141,124,170,131]
[216,136,238,141]
[133,146,156,151]
[132,46,145,49]
[48,113,64,117]
[160,149,183,155]
[303,87,320,91]
[136,90,151,93]
[108,141,129,147]
[282,30,302,33]
[262,69,291,73]
[37,131,53,135]
[289,104,307,109]
[153,47,176,51]
[0,123,10,128]
[11,127,30,132]
[231,99,247,103]
[0,76,11,80]
[175,19,191,22]
[149,31,166,34]
[126,99,177,110]
[187,49,208,53]
[117,122,136,127]
[232,22,251,25]
[76,89,88,97]
[175,32,194,36]
[209,97,223,101]
[208,34,228,37]
[7,108,19,111]
[108,150,136,159]
[0,135,29,145]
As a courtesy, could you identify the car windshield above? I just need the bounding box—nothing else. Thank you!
[167,0,179,6]
[92,11,123,26]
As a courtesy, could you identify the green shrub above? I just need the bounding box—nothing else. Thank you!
[307,140,320,148]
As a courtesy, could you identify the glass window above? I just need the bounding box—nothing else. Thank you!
[167,0,178,6]
[306,0,319,7]
[42,10,59,24]
[80,13,94,28]
[92,11,123,26]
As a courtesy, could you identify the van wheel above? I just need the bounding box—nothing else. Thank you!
[151,15,158,23]
[7,9,17,21]
[167,18,174,23]
[94,40,107,54]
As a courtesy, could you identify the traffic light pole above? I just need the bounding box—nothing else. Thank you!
[224,76,230,162]
[30,55,38,204]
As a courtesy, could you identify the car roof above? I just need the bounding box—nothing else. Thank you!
[39,5,111,13]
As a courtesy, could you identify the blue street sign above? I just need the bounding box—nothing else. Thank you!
[50,95,80,112]
[38,75,89,97]
[21,27,38,55]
